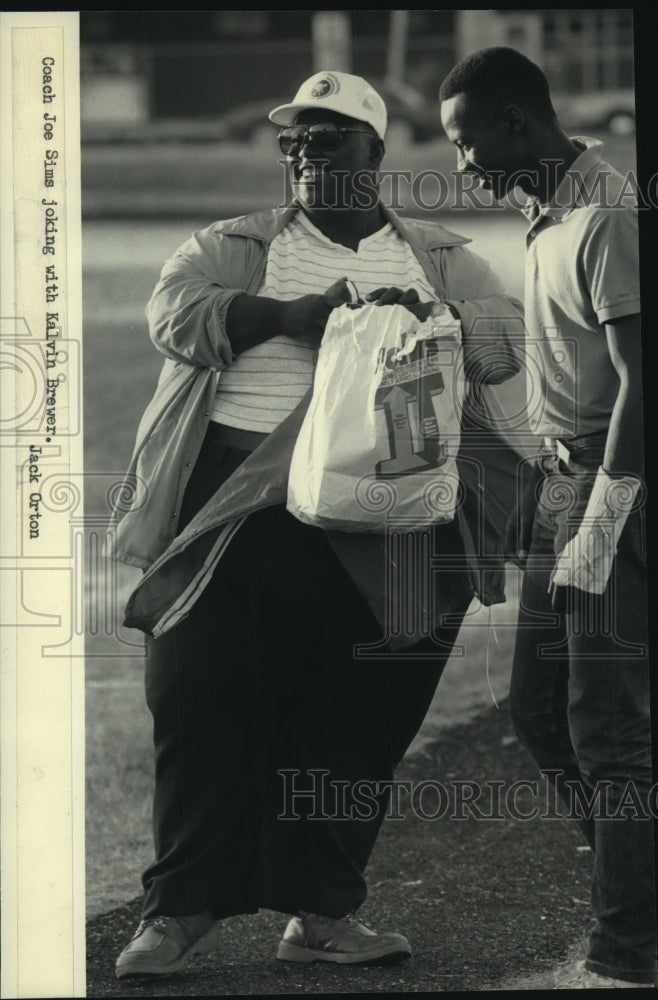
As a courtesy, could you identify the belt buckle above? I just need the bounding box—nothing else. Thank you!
[555,439,571,467]
[541,437,570,471]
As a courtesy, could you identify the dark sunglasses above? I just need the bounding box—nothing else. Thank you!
[277,122,376,156]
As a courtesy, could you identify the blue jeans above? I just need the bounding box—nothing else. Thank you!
[509,438,655,983]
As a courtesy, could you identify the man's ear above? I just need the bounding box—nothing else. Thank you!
[503,105,525,136]
[370,137,385,167]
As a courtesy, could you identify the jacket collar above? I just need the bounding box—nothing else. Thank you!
[211,203,472,251]
[210,206,298,243]
[382,205,472,250]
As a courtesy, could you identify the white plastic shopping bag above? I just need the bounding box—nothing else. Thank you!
[287,302,464,531]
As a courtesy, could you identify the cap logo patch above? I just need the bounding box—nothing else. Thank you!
[311,73,341,99]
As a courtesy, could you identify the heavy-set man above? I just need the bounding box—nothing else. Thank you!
[109,71,524,979]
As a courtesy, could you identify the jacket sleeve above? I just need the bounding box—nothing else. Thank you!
[145,225,262,370]
[439,244,525,385]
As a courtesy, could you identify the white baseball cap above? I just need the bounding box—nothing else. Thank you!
[269,71,387,139]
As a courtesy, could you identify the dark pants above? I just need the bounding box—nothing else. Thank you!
[140,424,471,920]
[509,438,655,984]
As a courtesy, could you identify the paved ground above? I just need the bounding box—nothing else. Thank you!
[86,702,594,995]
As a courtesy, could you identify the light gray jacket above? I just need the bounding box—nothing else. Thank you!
[107,204,530,642]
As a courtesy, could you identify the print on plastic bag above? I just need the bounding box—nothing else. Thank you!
[375,331,456,477]
[287,302,464,531]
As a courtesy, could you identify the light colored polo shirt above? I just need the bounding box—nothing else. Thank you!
[522,137,640,439]
[210,210,439,432]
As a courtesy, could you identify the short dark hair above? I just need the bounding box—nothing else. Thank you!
[439,46,556,122]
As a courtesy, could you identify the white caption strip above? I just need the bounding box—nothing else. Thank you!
[1,12,85,998]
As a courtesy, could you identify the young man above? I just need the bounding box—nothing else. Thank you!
[440,46,654,988]
[108,71,524,979]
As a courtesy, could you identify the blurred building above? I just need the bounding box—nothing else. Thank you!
[459,10,634,91]
[80,11,448,127]
[80,10,635,131]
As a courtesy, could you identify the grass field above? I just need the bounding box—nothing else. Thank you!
[82,133,637,218]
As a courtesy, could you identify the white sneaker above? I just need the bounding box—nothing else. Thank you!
[277,910,412,965]
[554,959,655,989]
[115,911,217,979]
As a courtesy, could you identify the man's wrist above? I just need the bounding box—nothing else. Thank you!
[584,465,641,526]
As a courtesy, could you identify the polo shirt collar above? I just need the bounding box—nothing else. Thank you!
[522,136,604,224]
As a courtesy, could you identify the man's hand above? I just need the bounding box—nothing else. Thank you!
[283,277,353,346]
[226,278,352,355]
[548,466,641,608]
[549,522,617,599]
[365,286,435,323]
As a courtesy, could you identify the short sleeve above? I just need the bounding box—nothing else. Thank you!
[582,206,640,323]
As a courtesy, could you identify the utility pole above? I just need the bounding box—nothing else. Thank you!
[386,10,409,83]
[312,12,352,72]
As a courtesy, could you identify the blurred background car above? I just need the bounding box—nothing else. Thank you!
[215,78,442,149]
[553,87,635,135]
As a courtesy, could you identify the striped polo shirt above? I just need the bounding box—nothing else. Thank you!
[209,210,439,432]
